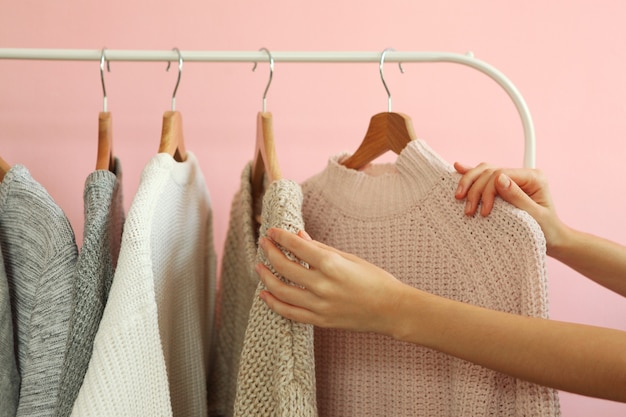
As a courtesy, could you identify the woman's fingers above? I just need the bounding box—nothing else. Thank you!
[454,162,539,217]
[256,262,315,310]
[256,258,326,327]
[494,171,546,220]
[259,236,312,289]
[265,227,345,268]
[453,163,495,214]
[454,162,493,199]
[259,289,319,325]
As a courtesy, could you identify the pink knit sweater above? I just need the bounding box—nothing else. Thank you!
[301,140,561,416]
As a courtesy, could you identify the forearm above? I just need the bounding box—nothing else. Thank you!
[392,285,626,402]
[550,226,626,297]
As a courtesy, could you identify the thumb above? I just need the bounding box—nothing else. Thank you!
[495,173,541,218]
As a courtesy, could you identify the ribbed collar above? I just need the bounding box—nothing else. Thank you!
[303,139,454,219]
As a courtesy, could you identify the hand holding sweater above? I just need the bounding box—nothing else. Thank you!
[257,229,406,337]
[454,162,626,298]
[259,161,626,403]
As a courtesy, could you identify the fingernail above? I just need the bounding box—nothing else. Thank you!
[298,230,312,241]
[465,200,472,214]
[255,264,266,285]
[455,184,464,197]
[259,238,270,253]
[497,174,511,189]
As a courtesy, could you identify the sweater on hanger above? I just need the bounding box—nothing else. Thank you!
[208,164,317,417]
[301,139,561,417]
[72,152,217,417]
[234,178,317,417]
[208,164,258,417]
[0,165,79,417]
[55,159,125,417]
[208,163,259,417]
[0,252,19,417]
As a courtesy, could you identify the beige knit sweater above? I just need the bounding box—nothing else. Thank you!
[209,164,317,417]
[301,139,561,416]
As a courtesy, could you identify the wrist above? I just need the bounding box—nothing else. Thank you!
[545,221,576,260]
[386,284,444,346]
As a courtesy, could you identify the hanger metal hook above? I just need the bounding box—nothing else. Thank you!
[100,48,111,112]
[252,47,274,112]
[380,48,405,112]
[166,47,183,111]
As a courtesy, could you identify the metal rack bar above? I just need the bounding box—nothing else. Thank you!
[0,48,535,167]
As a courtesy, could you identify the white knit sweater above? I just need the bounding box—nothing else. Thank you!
[301,139,561,416]
[72,152,216,417]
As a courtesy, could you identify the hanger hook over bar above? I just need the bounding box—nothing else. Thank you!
[380,48,404,112]
[252,47,274,112]
[166,47,183,111]
[100,48,111,112]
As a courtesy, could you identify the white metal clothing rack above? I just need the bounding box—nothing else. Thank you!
[0,48,536,168]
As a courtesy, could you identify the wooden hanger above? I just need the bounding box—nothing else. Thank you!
[158,48,187,162]
[0,156,10,182]
[341,48,416,170]
[96,112,115,170]
[251,111,282,206]
[96,49,115,171]
[250,48,282,224]
[341,112,416,170]
[159,110,187,162]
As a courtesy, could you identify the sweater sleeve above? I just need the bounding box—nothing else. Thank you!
[233,179,318,417]
[0,253,19,417]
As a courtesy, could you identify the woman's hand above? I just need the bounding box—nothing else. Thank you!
[453,162,567,256]
[256,228,410,337]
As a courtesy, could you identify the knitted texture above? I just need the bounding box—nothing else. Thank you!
[301,140,561,417]
[208,163,259,417]
[55,159,125,417]
[233,178,317,417]
[72,152,216,417]
[0,252,19,417]
[0,165,78,417]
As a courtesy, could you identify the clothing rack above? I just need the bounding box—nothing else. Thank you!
[0,48,536,168]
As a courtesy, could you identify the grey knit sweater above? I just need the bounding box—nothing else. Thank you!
[0,165,78,417]
[0,252,19,417]
[55,159,125,417]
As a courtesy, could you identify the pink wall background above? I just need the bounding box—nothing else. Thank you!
[2,1,626,414]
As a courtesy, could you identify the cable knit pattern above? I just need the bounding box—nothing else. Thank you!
[72,152,216,417]
[301,140,561,417]
[233,179,317,417]
[0,165,78,417]
[55,159,125,417]
[208,164,317,417]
